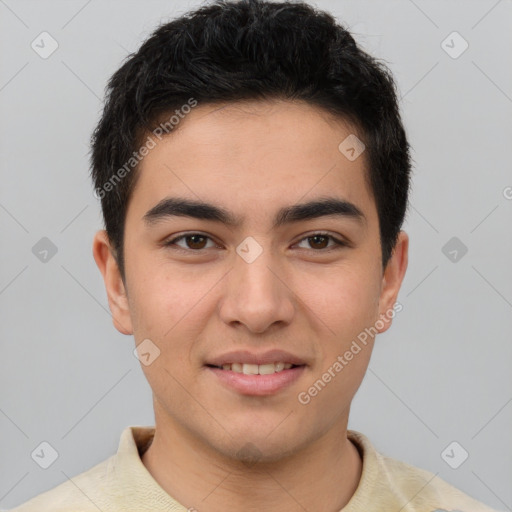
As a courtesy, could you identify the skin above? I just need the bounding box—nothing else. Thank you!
[93,99,408,512]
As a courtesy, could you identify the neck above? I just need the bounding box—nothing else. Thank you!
[141,411,362,512]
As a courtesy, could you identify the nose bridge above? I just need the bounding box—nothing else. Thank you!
[238,251,279,299]
[219,237,295,332]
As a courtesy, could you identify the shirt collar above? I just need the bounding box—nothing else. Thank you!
[112,425,382,511]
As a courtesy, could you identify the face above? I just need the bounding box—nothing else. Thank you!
[93,99,408,462]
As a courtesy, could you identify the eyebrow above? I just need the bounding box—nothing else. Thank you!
[143,196,366,230]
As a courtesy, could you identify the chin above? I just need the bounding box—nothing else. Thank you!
[211,425,313,466]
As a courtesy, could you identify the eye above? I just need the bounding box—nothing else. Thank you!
[163,231,348,253]
[295,232,347,251]
[163,233,218,252]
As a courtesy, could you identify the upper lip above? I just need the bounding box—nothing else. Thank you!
[206,349,307,367]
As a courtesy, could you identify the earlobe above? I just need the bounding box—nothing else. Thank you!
[92,230,134,335]
[376,231,409,334]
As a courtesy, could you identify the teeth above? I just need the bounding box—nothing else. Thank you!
[258,363,276,375]
[218,362,297,374]
[243,363,259,375]
[232,363,243,373]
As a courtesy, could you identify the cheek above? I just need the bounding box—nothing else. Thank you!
[126,258,222,382]
[299,263,380,338]
[297,277,378,415]
[127,276,178,339]
[126,251,206,337]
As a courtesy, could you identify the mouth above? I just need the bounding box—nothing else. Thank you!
[206,362,303,375]
[204,351,307,396]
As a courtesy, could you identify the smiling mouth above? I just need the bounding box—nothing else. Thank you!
[206,362,303,375]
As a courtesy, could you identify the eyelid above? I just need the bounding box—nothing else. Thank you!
[163,231,349,252]
[293,231,349,250]
[163,232,220,251]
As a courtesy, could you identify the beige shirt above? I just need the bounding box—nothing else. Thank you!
[10,426,500,512]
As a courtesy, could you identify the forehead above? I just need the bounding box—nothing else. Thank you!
[128,99,376,227]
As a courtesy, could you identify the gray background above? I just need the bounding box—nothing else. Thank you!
[1,0,511,509]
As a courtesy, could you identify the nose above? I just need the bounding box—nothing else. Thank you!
[218,245,295,334]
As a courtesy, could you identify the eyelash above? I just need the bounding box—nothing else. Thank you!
[163,232,348,253]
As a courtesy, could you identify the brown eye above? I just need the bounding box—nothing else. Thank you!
[296,233,346,251]
[308,235,329,249]
[164,233,216,251]
[184,234,208,249]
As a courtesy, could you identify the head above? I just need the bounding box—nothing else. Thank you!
[92,0,410,462]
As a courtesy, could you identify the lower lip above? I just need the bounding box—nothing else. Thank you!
[207,366,306,396]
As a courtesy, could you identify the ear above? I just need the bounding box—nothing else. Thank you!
[376,230,409,334]
[92,230,133,335]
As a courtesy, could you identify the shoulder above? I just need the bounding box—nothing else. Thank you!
[381,454,497,512]
[348,430,502,512]
[9,456,115,512]
[8,425,159,512]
